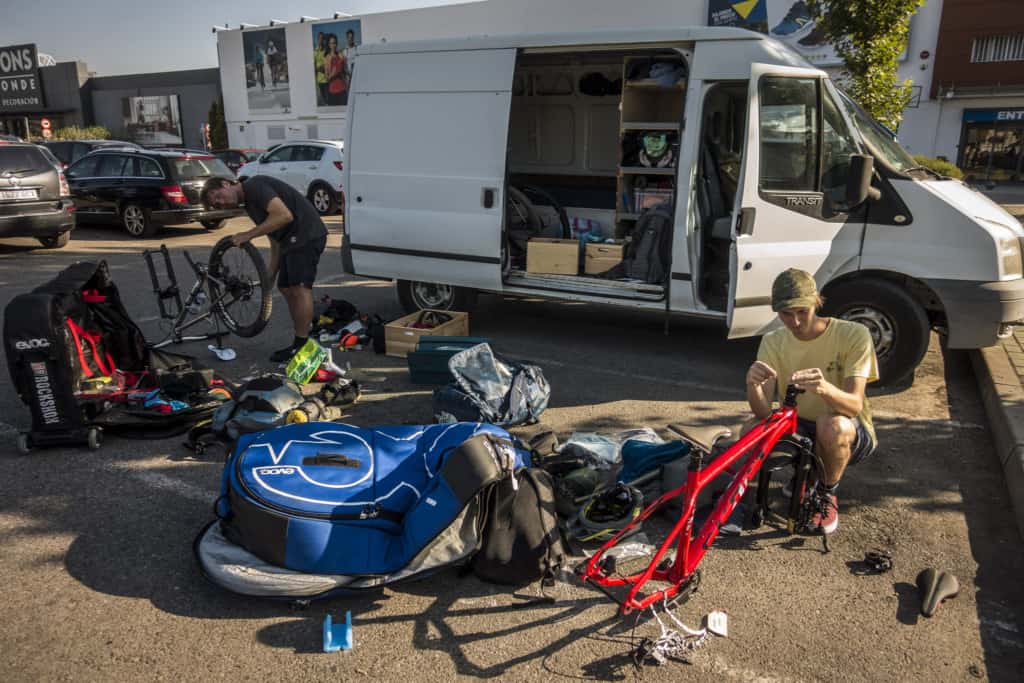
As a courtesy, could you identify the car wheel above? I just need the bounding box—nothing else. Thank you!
[201,219,227,230]
[308,183,338,215]
[38,232,70,249]
[397,279,477,314]
[121,203,157,238]
[821,278,930,386]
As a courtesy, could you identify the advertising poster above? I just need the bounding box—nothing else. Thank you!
[243,28,291,112]
[707,1,844,66]
[311,19,362,108]
[122,95,183,145]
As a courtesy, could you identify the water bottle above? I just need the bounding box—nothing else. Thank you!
[187,291,208,315]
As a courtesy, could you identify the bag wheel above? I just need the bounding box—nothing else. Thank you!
[17,433,31,454]
[87,428,103,451]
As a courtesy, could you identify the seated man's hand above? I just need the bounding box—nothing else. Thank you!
[231,231,252,247]
[790,368,832,396]
[746,360,777,388]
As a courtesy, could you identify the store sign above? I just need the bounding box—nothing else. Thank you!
[0,44,43,113]
[963,109,1024,123]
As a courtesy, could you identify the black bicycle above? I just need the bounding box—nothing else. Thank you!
[144,237,273,348]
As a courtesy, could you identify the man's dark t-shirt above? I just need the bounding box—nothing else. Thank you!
[242,176,327,250]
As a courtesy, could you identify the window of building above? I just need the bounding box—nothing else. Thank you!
[971,34,1024,63]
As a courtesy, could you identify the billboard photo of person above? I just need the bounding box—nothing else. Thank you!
[312,19,361,109]
[243,28,291,112]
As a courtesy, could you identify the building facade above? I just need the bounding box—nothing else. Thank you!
[928,0,1024,180]
[0,43,220,150]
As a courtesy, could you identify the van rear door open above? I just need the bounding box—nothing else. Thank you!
[727,63,867,338]
[345,48,515,290]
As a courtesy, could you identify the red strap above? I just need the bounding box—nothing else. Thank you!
[66,319,116,377]
[66,319,93,378]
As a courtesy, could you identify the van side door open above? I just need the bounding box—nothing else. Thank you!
[727,63,868,338]
[344,48,516,290]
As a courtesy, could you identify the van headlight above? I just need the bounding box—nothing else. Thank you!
[997,231,1023,278]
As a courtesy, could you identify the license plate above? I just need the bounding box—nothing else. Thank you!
[0,189,38,200]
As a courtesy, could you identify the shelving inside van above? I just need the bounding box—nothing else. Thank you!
[503,49,687,301]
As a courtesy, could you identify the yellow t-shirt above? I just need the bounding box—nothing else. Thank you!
[756,318,879,445]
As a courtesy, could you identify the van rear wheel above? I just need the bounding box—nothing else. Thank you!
[822,279,930,386]
[398,280,476,314]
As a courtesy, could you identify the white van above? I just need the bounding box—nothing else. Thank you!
[341,27,1024,384]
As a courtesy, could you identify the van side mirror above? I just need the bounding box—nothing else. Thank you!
[846,154,881,206]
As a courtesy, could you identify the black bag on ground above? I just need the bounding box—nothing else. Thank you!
[433,343,549,426]
[601,205,673,284]
[471,468,566,586]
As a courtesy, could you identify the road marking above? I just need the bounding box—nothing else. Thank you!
[105,464,211,505]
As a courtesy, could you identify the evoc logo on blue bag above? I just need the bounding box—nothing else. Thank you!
[256,467,296,476]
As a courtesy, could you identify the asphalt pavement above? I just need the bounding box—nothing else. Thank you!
[1,218,1023,681]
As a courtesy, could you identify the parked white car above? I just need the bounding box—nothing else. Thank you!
[237,140,345,215]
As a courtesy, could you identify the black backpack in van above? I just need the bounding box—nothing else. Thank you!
[470,468,566,587]
[601,205,673,284]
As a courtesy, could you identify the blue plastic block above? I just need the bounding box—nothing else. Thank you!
[323,611,353,652]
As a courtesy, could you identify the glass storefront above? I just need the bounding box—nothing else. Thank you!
[958,108,1024,182]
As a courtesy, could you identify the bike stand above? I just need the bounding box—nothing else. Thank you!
[143,244,231,350]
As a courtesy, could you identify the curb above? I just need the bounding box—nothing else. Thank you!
[970,345,1024,541]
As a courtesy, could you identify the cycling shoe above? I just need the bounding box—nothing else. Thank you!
[916,568,960,617]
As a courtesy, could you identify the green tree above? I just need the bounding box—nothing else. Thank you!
[208,98,228,150]
[806,0,925,130]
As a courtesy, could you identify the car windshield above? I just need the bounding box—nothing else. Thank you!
[171,156,233,180]
[837,91,917,173]
[0,147,50,174]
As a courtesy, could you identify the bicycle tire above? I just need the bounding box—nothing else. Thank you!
[208,237,273,338]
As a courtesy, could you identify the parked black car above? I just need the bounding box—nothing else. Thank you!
[65,148,241,238]
[0,142,76,248]
[42,140,141,169]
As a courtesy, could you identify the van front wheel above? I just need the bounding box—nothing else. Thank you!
[822,279,930,386]
[398,280,477,314]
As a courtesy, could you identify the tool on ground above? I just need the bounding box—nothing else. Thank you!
[323,611,353,652]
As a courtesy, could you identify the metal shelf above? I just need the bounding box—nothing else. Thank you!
[619,166,676,176]
[621,121,680,131]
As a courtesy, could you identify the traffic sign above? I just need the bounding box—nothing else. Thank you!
[40,118,51,130]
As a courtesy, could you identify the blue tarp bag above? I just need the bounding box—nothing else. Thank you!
[207,421,528,585]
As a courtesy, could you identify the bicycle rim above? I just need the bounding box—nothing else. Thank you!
[209,239,272,337]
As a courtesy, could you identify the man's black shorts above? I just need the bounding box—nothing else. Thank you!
[796,416,876,465]
[278,235,327,289]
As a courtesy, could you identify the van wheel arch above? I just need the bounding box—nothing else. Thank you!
[397,280,477,314]
[820,274,935,386]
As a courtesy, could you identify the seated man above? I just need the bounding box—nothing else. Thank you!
[745,268,878,534]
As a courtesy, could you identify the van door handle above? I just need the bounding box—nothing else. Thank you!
[482,187,496,209]
[737,207,756,236]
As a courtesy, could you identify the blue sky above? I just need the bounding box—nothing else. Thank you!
[0,0,473,76]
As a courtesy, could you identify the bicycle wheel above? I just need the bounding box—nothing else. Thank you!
[208,237,272,338]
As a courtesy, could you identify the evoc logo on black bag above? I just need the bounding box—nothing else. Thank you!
[15,338,50,350]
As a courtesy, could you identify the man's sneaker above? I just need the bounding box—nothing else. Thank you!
[269,344,298,363]
[809,489,839,534]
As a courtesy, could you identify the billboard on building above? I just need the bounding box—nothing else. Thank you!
[0,43,43,113]
[243,28,291,113]
[122,95,183,145]
[311,19,362,109]
[707,0,843,66]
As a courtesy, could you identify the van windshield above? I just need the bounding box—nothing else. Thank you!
[837,91,917,173]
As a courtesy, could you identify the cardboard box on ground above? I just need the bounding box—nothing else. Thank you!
[385,310,470,358]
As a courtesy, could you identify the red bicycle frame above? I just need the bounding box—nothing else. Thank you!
[578,397,801,614]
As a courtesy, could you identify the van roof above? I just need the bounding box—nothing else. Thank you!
[359,26,776,55]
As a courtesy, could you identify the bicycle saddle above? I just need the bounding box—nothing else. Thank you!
[667,424,732,454]
[916,568,960,617]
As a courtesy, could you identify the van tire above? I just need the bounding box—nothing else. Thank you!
[398,280,477,314]
[821,278,930,386]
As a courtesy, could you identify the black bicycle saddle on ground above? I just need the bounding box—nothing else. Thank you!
[916,568,960,617]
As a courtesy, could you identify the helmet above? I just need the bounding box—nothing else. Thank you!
[566,483,644,542]
[554,466,603,518]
